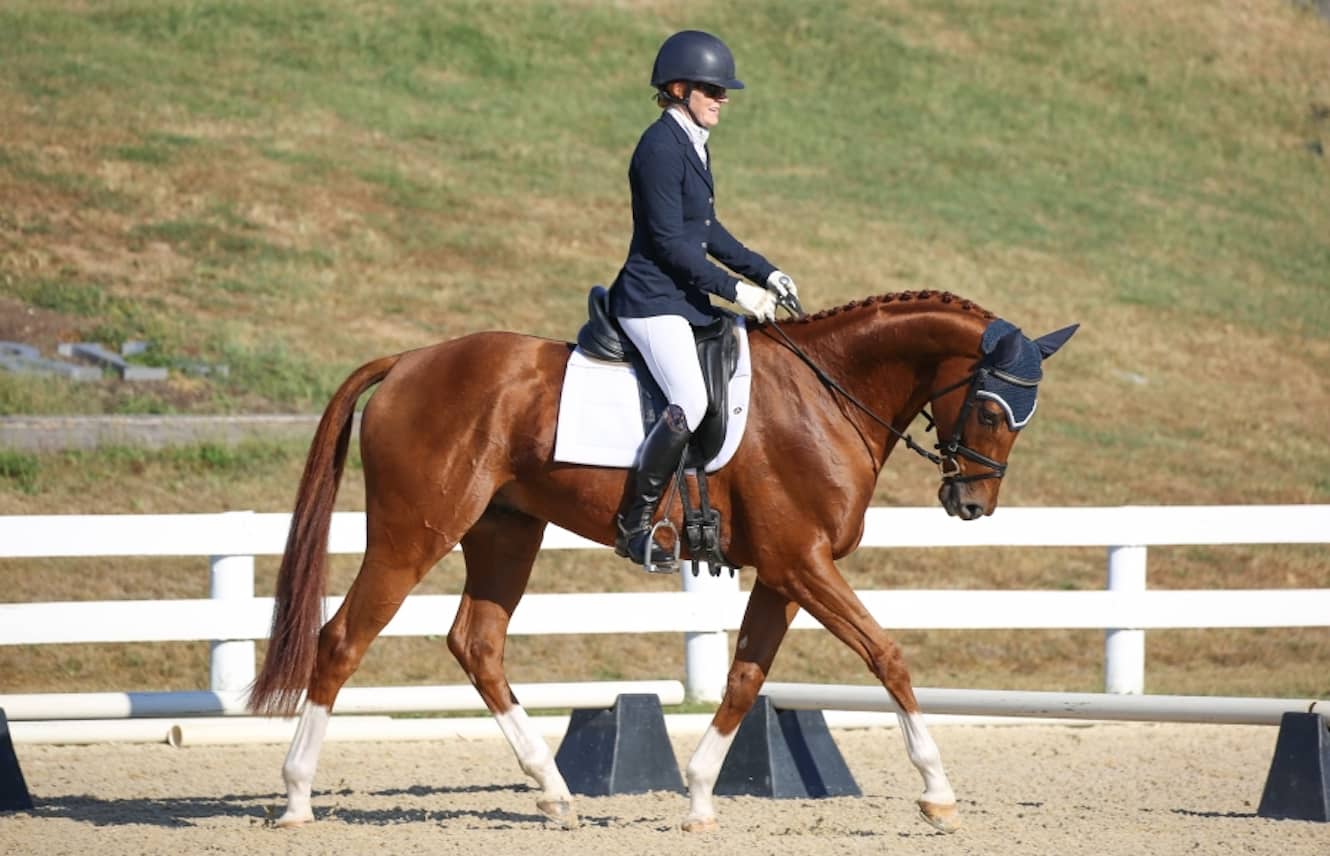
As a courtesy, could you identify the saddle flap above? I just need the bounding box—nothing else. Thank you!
[554,318,752,475]
[571,286,741,468]
[686,315,738,468]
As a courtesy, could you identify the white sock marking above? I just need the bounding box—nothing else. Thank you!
[279,701,330,824]
[685,723,738,824]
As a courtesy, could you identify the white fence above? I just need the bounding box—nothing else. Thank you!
[1,505,1328,707]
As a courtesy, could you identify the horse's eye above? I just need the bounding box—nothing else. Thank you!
[977,407,1001,428]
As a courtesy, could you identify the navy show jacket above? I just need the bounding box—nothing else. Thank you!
[608,112,776,327]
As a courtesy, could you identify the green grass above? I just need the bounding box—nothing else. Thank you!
[0,450,40,495]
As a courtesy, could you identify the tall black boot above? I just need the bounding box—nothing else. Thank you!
[615,404,692,572]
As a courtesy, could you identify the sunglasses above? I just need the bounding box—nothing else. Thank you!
[694,82,728,100]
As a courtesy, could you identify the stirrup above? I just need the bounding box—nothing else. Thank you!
[640,518,681,575]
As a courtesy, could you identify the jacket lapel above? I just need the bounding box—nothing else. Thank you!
[660,113,714,191]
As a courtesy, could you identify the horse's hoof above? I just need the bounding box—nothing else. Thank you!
[537,797,579,829]
[681,815,719,833]
[274,810,314,829]
[917,800,961,833]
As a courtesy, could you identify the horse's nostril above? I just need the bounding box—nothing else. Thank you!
[962,503,984,520]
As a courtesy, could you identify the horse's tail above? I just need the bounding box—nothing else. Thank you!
[247,354,400,717]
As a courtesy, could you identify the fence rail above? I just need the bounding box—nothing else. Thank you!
[1,505,1327,701]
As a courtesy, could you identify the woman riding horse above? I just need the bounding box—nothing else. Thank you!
[608,30,800,571]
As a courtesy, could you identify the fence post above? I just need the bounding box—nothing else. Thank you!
[681,561,738,704]
[209,512,257,693]
[1104,544,1147,694]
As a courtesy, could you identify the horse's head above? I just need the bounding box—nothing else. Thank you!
[929,319,1079,520]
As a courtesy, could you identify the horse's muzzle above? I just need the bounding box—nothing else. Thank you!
[938,480,988,520]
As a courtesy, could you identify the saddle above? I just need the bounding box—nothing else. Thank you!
[577,286,740,469]
[575,285,740,572]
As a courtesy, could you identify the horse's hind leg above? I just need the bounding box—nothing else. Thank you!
[683,578,799,832]
[278,530,452,827]
[449,504,577,828]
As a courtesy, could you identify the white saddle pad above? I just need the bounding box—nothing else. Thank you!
[553,319,752,473]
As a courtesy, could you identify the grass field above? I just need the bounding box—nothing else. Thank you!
[1,0,1328,703]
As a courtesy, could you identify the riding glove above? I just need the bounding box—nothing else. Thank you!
[734,281,777,322]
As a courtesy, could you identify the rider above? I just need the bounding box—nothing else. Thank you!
[609,29,800,571]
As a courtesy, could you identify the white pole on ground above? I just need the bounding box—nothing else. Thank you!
[0,680,687,721]
[681,561,738,704]
[1104,544,1147,694]
[761,683,1329,726]
[328,680,685,714]
[209,511,257,693]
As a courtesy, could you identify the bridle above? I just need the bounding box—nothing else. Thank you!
[765,314,1010,485]
[925,367,1010,484]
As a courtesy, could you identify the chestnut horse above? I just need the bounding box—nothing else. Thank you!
[248,290,1077,833]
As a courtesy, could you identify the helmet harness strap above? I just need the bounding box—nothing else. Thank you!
[658,82,705,128]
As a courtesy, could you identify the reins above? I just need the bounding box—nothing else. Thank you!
[764,313,1006,484]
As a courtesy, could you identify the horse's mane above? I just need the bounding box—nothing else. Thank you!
[788,290,996,325]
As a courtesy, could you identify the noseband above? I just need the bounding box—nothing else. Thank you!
[767,320,1008,485]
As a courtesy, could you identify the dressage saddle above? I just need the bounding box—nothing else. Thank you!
[576,285,740,471]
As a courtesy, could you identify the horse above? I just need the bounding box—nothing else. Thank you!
[247,289,1078,833]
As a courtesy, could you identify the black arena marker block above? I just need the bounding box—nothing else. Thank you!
[0,708,34,812]
[1257,711,1330,822]
[714,696,860,799]
[554,693,684,796]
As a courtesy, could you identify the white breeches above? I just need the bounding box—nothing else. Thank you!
[619,314,708,432]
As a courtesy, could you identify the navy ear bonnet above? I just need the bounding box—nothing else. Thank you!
[977,319,1044,429]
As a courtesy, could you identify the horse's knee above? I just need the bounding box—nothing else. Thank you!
[866,641,909,682]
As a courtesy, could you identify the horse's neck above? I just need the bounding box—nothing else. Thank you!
[795,302,984,426]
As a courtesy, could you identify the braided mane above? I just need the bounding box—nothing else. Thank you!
[789,290,995,324]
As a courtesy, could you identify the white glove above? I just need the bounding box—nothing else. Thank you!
[734,281,777,322]
[767,270,798,299]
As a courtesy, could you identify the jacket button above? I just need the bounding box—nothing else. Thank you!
[704,219,711,226]
[700,241,708,249]
[708,197,714,203]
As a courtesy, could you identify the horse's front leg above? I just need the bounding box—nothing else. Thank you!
[683,579,798,832]
[452,507,578,828]
[784,550,959,833]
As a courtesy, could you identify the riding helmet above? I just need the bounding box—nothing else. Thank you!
[650,30,745,90]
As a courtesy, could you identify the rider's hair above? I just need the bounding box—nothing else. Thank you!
[654,82,684,110]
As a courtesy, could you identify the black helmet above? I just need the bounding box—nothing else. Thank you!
[650,30,744,91]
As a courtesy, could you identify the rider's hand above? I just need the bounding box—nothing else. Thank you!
[767,270,798,299]
[734,281,777,322]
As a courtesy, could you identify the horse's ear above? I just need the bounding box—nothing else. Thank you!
[991,328,1024,367]
[1034,324,1079,359]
